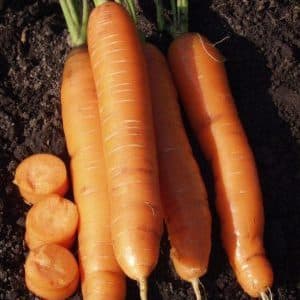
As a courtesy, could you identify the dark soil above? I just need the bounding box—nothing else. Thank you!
[0,0,299,299]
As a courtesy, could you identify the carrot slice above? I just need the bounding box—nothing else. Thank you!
[14,153,68,205]
[25,194,78,249]
[24,244,79,300]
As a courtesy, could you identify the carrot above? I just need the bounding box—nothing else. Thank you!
[13,153,68,205]
[88,1,163,298]
[59,1,126,298]
[144,42,211,300]
[166,2,273,298]
[125,2,212,297]
[24,244,79,300]
[25,194,78,250]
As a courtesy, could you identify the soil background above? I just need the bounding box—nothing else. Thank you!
[0,0,299,299]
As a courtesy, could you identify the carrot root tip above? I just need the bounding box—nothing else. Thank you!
[212,35,230,47]
[138,278,147,300]
[190,278,206,300]
[260,287,273,300]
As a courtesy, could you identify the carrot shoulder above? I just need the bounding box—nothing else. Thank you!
[13,153,68,205]
[168,33,273,298]
[88,1,163,295]
[144,43,211,300]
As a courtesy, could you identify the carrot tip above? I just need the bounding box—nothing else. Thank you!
[260,287,273,300]
[190,278,206,300]
[138,278,147,300]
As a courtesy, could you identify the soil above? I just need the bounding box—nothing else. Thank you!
[0,0,299,299]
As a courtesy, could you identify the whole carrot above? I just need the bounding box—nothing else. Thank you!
[88,1,163,298]
[166,1,273,298]
[144,42,211,300]
[59,1,125,299]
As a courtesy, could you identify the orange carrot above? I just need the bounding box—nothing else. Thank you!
[144,43,211,300]
[25,194,78,250]
[60,1,126,298]
[13,153,68,205]
[88,2,163,298]
[24,244,79,300]
[168,32,273,299]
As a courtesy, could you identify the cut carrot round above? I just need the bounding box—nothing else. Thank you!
[13,153,69,205]
[25,194,78,249]
[24,244,79,300]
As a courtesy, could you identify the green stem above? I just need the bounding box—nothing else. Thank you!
[170,0,177,28]
[78,0,88,45]
[167,0,188,37]
[177,0,188,34]
[66,0,80,28]
[59,0,88,47]
[154,0,164,32]
[126,0,137,23]
[93,0,108,6]
[60,0,79,45]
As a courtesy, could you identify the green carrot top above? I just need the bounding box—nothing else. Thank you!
[154,0,189,37]
[59,0,89,47]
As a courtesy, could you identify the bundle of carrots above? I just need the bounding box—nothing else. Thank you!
[13,0,274,299]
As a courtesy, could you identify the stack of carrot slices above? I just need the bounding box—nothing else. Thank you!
[14,154,79,300]
[13,1,274,300]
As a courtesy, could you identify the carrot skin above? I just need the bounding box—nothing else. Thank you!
[88,2,163,282]
[61,46,126,300]
[168,33,273,297]
[144,43,211,283]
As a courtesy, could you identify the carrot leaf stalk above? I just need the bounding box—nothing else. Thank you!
[154,0,189,36]
[170,0,189,38]
[124,0,138,23]
[59,0,88,47]
[65,0,80,28]
[154,0,165,32]
[93,0,109,6]
[139,278,148,300]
